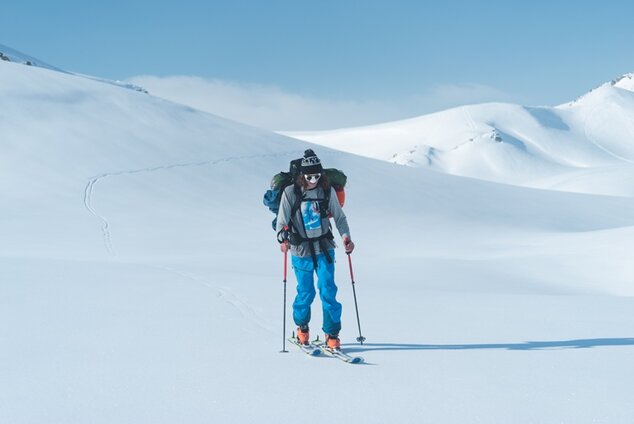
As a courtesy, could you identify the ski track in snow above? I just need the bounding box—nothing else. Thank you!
[82,151,304,256]
[82,150,312,332]
[84,176,116,256]
[159,265,277,334]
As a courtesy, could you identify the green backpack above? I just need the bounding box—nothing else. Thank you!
[263,153,347,230]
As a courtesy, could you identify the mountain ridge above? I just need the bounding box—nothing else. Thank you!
[285,72,634,196]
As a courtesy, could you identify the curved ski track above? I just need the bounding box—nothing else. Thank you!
[82,151,304,256]
[82,150,309,333]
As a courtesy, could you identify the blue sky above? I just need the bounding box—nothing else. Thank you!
[4,0,634,129]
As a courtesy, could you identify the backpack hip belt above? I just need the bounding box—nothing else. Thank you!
[289,230,335,268]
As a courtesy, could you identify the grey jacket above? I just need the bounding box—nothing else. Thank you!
[276,184,351,258]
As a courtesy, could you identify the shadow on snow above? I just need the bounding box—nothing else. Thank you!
[343,338,634,353]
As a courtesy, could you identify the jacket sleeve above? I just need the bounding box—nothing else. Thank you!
[329,187,351,240]
[275,187,293,234]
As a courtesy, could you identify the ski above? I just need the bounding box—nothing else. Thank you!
[288,337,321,357]
[311,341,364,364]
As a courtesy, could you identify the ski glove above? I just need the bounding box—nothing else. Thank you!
[343,237,355,254]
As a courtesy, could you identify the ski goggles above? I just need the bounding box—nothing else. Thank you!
[304,173,322,183]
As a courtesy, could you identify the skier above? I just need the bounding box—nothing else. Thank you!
[276,150,354,351]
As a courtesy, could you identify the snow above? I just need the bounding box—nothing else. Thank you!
[2,58,634,424]
[0,43,65,72]
[0,43,146,93]
[611,72,634,92]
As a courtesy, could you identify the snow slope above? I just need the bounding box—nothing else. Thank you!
[285,73,634,196]
[0,43,146,93]
[2,59,634,424]
[0,43,65,72]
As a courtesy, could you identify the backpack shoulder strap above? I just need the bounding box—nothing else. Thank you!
[287,185,303,232]
[291,184,303,214]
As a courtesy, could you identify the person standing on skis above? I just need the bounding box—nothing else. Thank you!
[276,150,355,351]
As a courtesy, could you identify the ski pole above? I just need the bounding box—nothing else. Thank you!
[347,252,366,344]
[278,226,290,353]
[281,245,289,353]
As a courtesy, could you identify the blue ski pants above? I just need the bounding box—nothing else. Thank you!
[291,250,342,335]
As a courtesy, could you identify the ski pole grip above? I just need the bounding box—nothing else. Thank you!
[347,252,355,284]
[277,225,290,244]
[283,249,288,282]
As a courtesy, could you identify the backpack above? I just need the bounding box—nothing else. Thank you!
[263,153,347,231]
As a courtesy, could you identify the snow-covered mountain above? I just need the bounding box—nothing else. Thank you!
[0,42,66,72]
[2,49,634,424]
[285,73,634,196]
[0,43,147,93]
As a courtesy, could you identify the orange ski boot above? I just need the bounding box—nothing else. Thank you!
[326,334,341,351]
[296,326,310,345]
